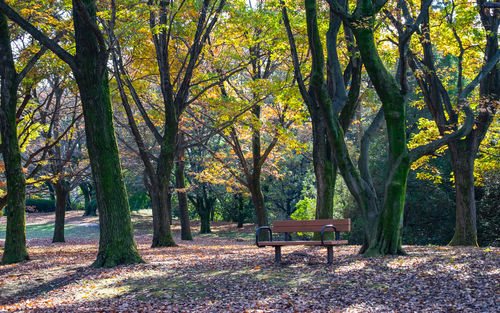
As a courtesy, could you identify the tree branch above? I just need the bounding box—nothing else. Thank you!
[0,0,76,69]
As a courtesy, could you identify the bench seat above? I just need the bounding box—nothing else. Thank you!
[255,219,350,264]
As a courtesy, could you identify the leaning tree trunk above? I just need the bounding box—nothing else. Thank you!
[53,180,70,243]
[175,155,192,241]
[448,141,478,246]
[352,19,409,256]
[72,0,142,267]
[0,13,28,264]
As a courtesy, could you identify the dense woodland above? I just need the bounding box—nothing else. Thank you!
[0,0,498,268]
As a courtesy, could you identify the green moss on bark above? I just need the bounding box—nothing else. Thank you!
[0,13,29,265]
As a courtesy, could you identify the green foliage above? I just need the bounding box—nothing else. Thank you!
[25,198,56,213]
[128,192,150,212]
[291,197,315,221]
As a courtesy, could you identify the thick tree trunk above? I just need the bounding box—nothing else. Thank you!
[175,156,192,240]
[352,21,409,256]
[200,208,211,234]
[0,13,28,264]
[448,141,478,246]
[312,117,336,240]
[312,117,336,220]
[250,179,269,241]
[151,113,178,246]
[250,180,268,227]
[72,0,142,267]
[151,186,176,248]
[53,180,70,243]
[447,1,498,247]
[150,180,175,247]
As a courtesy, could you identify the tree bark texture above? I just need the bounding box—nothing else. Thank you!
[352,15,409,256]
[448,142,478,246]
[53,180,70,243]
[0,13,28,264]
[175,147,192,240]
[72,0,142,267]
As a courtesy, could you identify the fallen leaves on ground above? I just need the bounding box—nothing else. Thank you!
[0,213,499,312]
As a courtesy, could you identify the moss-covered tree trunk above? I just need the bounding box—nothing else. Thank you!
[72,0,142,267]
[175,146,192,241]
[312,116,336,240]
[304,0,409,256]
[53,179,70,243]
[313,117,336,220]
[0,13,28,265]
[352,16,409,256]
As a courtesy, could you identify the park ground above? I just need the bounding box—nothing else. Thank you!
[0,212,499,312]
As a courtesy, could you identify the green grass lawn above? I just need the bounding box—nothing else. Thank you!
[0,210,255,241]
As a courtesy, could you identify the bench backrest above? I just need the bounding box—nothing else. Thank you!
[273,219,350,233]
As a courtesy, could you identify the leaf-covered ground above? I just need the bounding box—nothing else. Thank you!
[1,212,499,312]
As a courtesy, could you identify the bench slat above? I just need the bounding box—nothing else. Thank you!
[273,219,350,233]
[258,240,348,246]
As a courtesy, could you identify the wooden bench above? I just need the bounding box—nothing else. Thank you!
[255,219,350,264]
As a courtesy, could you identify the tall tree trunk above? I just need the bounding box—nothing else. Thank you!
[72,0,142,267]
[0,13,28,264]
[312,117,336,240]
[448,0,498,246]
[352,19,409,256]
[0,0,143,266]
[250,177,269,241]
[149,180,175,246]
[53,180,70,243]
[150,112,178,247]
[175,149,192,240]
[250,178,268,227]
[312,117,336,220]
[199,196,212,234]
[448,141,478,246]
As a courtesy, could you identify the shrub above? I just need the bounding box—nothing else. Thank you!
[25,199,56,212]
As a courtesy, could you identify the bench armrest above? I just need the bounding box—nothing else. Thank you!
[321,224,337,246]
[256,226,273,247]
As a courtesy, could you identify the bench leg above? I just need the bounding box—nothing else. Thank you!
[275,246,282,263]
[327,246,333,264]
